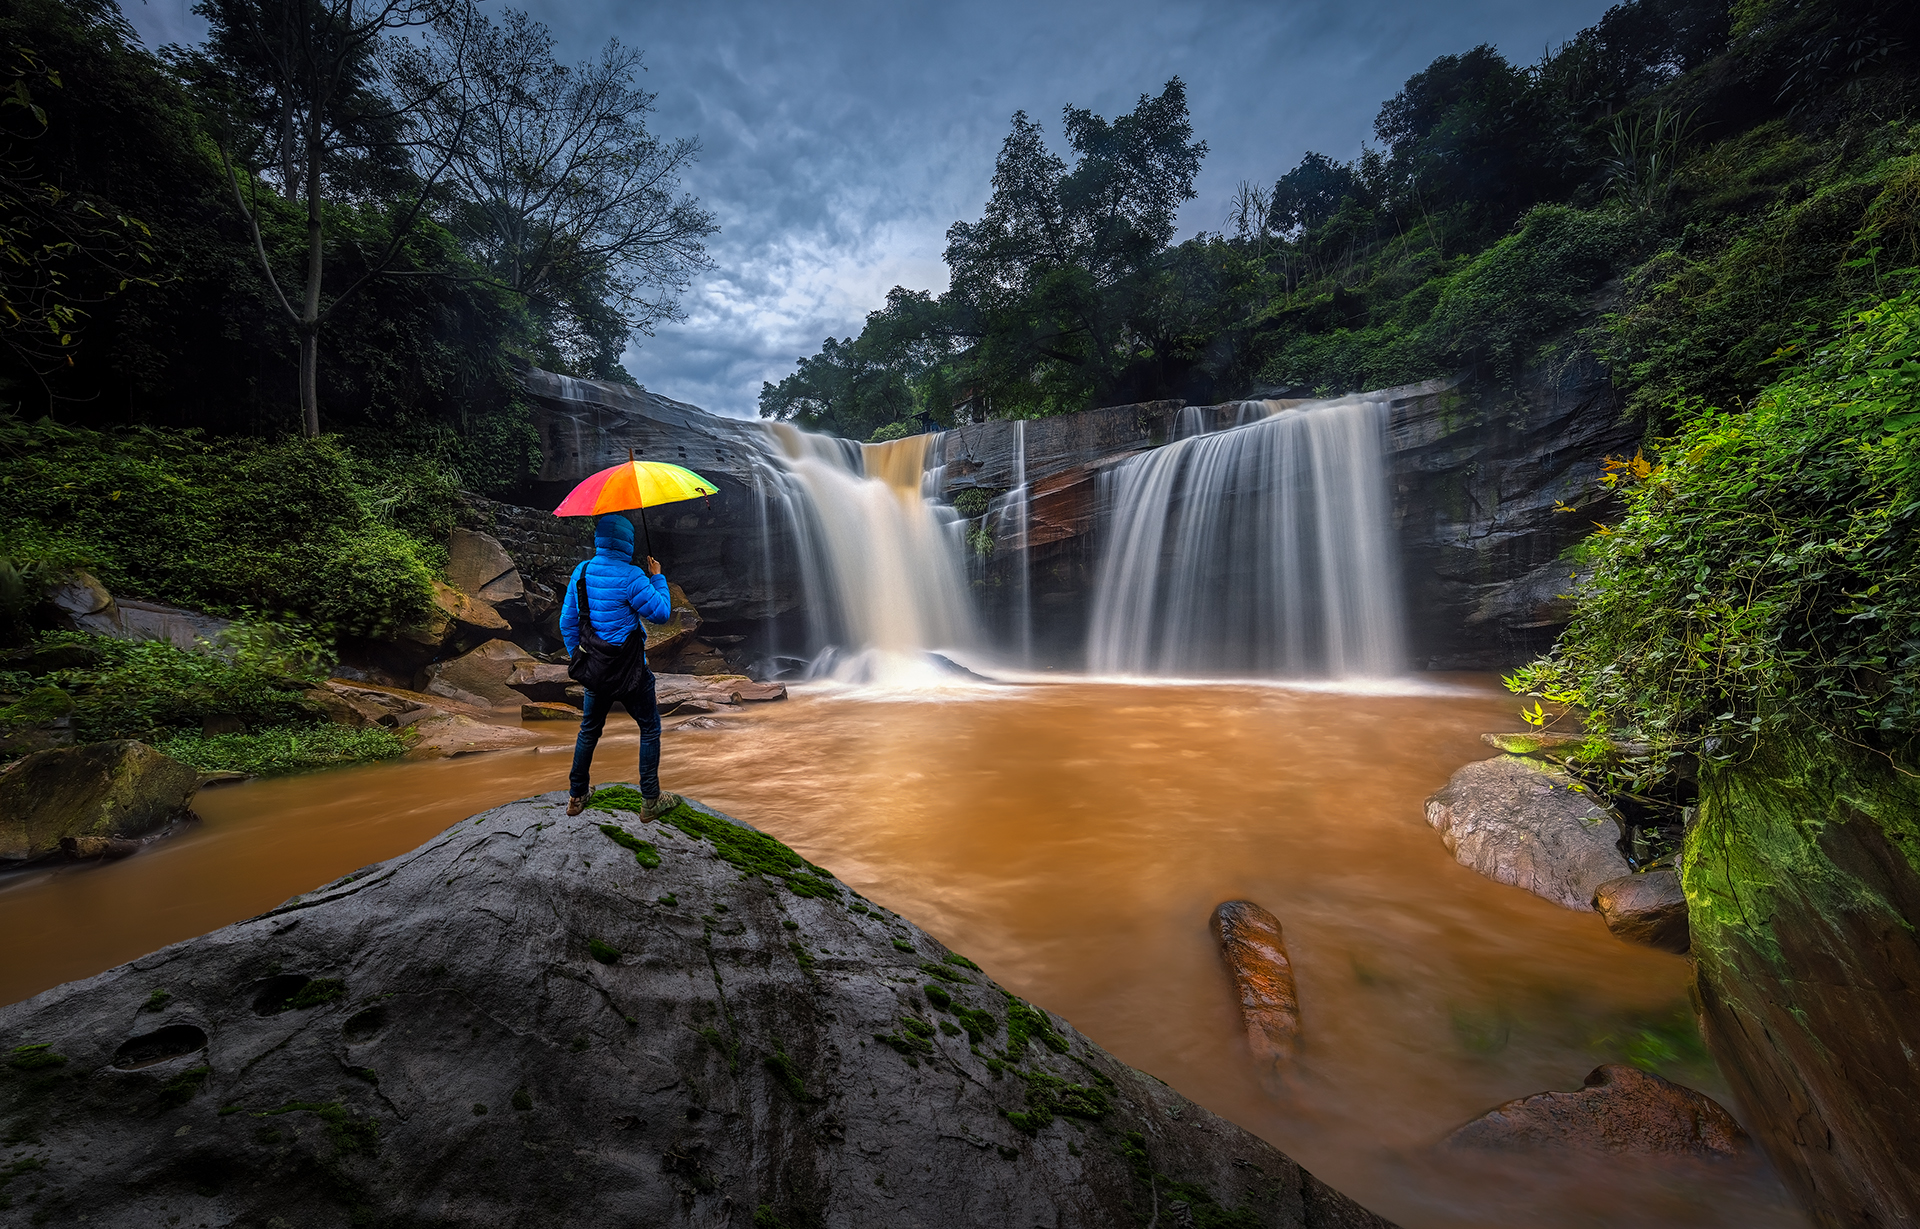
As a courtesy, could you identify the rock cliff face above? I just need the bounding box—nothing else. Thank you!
[522,370,799,630]
[0,793,1396,1229]
[1684,737,1920,1229]
[517,358,1636,669]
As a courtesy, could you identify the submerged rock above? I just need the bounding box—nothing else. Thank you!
[1424,756,1629,911]
[1444,1064,1751,1160]
[0,741,199,865]
[1210,900,1301,1065]
[60,835,140,860]
[1593,869,1690,954]
[0,794,1397,1228]
[520,701,582,722]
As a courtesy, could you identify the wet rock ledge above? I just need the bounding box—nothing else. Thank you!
[0,794,1394,1228]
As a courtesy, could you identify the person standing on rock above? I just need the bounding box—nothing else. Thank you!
[560,513,683,820]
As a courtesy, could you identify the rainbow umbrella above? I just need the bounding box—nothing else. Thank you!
[553,453,718,556]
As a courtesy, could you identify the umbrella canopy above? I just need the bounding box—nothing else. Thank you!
[553,457,717,517]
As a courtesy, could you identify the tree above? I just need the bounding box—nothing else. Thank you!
[177,0,470,436]
[759,287,954,439]
[0,32,158,394]
[1266,152,1365,238]
[941,78,1207,415]
[390,6,717,378]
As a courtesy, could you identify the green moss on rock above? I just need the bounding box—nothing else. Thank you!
[586,790,838,898]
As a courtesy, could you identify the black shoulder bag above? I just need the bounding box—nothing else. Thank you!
[567,566,652,697]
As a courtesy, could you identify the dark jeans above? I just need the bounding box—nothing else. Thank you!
[569,670,660,800]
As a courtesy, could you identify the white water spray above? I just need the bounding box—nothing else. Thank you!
[753,426,978,684]
[1086,397,1406,677]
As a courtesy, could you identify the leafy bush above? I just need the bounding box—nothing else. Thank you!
[159,724,406,775]
[25,630,322,744]
[0,419,440,635]
[867,421,911,443]
[1426,205,1646,384]
[1508,282,1920,786]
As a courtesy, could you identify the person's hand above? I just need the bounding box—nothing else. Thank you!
[645,555,662,576]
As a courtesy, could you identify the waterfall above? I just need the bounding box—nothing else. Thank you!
[752,425,978,683]
[997,419,1034,666]
[1086,396,1406,678]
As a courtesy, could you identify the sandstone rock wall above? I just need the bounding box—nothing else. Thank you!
[517,357,1639,669]
[519,371,802,628]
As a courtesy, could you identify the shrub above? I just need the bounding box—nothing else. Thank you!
[1508,281,1920,787]
[158,724,407,775]
[0,419,440,635]
[24,630,322,744]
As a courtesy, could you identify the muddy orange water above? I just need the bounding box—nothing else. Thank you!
[0,678,1802,1228]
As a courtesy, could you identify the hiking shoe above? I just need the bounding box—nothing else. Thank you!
[567,795,586,817]
[640,791,682,822]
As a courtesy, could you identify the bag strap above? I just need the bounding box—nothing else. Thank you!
[571,562,597,644]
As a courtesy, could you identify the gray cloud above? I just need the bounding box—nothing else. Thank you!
[119,0,1613,417]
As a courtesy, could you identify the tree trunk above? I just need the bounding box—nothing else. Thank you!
[298,326,319,437]
[299,133,326,438]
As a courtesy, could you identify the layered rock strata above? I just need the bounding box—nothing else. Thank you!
[518,357,1638,670]
[0,794,1396,1229]
[1210,901,1301,1065]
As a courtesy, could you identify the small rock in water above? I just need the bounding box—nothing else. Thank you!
[1425,756,1629,911]
[1210,900,1300,1064]
[59,834,142,860]
[1444,1063,1751,1159]
[520,701,582,722]
[1593,868,1690,954]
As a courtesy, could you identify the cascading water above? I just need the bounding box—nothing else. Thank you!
[751,425,977,683]
[994,419,1034,666]
[1086,396,1406,678]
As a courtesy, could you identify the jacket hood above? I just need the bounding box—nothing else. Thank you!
[593,514,636,561]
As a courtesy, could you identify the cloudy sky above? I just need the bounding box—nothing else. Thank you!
[121,0,1612,418]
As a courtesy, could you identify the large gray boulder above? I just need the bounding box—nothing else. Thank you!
[1424,755,1629,910]
[0,741,198,865]
[0,793,1396,1229]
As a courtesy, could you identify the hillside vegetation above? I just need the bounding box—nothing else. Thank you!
[760,0,1920,441]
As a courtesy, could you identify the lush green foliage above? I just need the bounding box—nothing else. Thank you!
[0,417,443,634]
[0,0,695,495]
[1508,283,1920,782]
[15,629,321,743]
[765,0,1920,433]
[160,723,407,775]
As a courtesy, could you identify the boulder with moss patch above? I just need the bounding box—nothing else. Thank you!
[0,740,198,865]
[0,792,1396,1228]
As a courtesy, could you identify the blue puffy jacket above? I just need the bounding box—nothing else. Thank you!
[559,514,672,654]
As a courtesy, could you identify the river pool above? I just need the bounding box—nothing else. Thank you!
[0,677,1803,1228]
